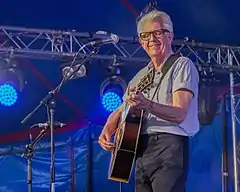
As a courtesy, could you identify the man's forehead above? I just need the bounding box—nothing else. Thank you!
[141,19,164,31]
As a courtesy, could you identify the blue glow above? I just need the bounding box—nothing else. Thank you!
[101,91,122,112]
[0,84,18,107]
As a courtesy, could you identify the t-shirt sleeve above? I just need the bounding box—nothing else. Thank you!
[172,57,199,97]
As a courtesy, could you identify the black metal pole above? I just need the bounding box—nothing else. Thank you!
[222,94,229,192]
[86,122,93,192]
[22,128,48,192]
[70,140,75,192]
[49,100,56,192]
[27,149,33,192]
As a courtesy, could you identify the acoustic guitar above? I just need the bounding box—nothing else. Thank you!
[108,68,155,183]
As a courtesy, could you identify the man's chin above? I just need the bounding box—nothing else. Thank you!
[149,51,163,58]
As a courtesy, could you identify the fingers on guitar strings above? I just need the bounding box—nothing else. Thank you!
[98,138,115,151]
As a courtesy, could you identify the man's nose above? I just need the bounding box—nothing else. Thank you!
[148,33,159,43]
[149,33,155,41]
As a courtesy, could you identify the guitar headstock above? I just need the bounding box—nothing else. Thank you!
[136,68,154,92]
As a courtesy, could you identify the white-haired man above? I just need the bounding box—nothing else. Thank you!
[98,10,199,192]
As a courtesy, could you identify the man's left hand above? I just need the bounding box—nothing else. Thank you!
[126,91,150,110]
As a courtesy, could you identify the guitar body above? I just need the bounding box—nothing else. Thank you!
[108,110,143,183]
[108,68,154,183]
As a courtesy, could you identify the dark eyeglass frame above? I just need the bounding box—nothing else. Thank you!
[139,29,170,41]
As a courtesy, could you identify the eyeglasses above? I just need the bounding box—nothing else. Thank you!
[139,29,170,41]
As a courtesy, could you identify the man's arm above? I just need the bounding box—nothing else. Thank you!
[147,58,199,124]
[102,103,124,134]
[147,89,193,124]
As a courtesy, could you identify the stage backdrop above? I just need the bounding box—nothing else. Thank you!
[0,107,240,192]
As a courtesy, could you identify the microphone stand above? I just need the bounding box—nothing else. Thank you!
[48,99,56,192]
[22,127,49,192]
[21,46,100,192]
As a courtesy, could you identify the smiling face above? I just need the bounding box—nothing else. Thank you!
[138,18,173,60]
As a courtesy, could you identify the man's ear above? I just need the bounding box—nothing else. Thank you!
[168,32,174,45]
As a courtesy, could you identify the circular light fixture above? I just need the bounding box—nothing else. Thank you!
[0,83,18,107]
[100,76,127,112]
[101,92,122,112]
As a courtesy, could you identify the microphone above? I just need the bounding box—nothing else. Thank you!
[31,121,66,129]
[87,33,119,46]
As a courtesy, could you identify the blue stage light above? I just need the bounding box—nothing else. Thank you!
[100,76,126,113]
[101,91,122,112]
[0,84,18,107]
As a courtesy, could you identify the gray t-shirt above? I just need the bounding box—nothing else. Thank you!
[123,55,200,137]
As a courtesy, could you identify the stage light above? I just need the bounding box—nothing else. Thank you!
[101,92,122,112]
[61,59,88,80]
[0,83,18,107]
[100,76,127,112]
[0,58,25,107]
[0,58,25,92]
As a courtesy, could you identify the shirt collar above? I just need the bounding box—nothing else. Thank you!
[147,51,174,72]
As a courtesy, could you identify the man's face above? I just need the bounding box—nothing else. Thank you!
[139,19,173,58]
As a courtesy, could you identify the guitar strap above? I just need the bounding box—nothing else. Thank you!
[149,53,180,102]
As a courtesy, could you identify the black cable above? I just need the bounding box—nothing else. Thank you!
[136,0,160,24]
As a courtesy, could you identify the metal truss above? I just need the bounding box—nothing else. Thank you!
[0,25,148,62]
[1,25,240,191]
[0,25,240,67]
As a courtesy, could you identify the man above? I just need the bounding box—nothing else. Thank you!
[98,9,199,192]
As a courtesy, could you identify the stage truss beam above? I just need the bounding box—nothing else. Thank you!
[0,25,239,66]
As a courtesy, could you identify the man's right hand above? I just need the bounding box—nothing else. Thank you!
[98,105,123,151]
[98,124,115,151]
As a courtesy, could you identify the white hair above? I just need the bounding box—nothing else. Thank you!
[137,10,173,34]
